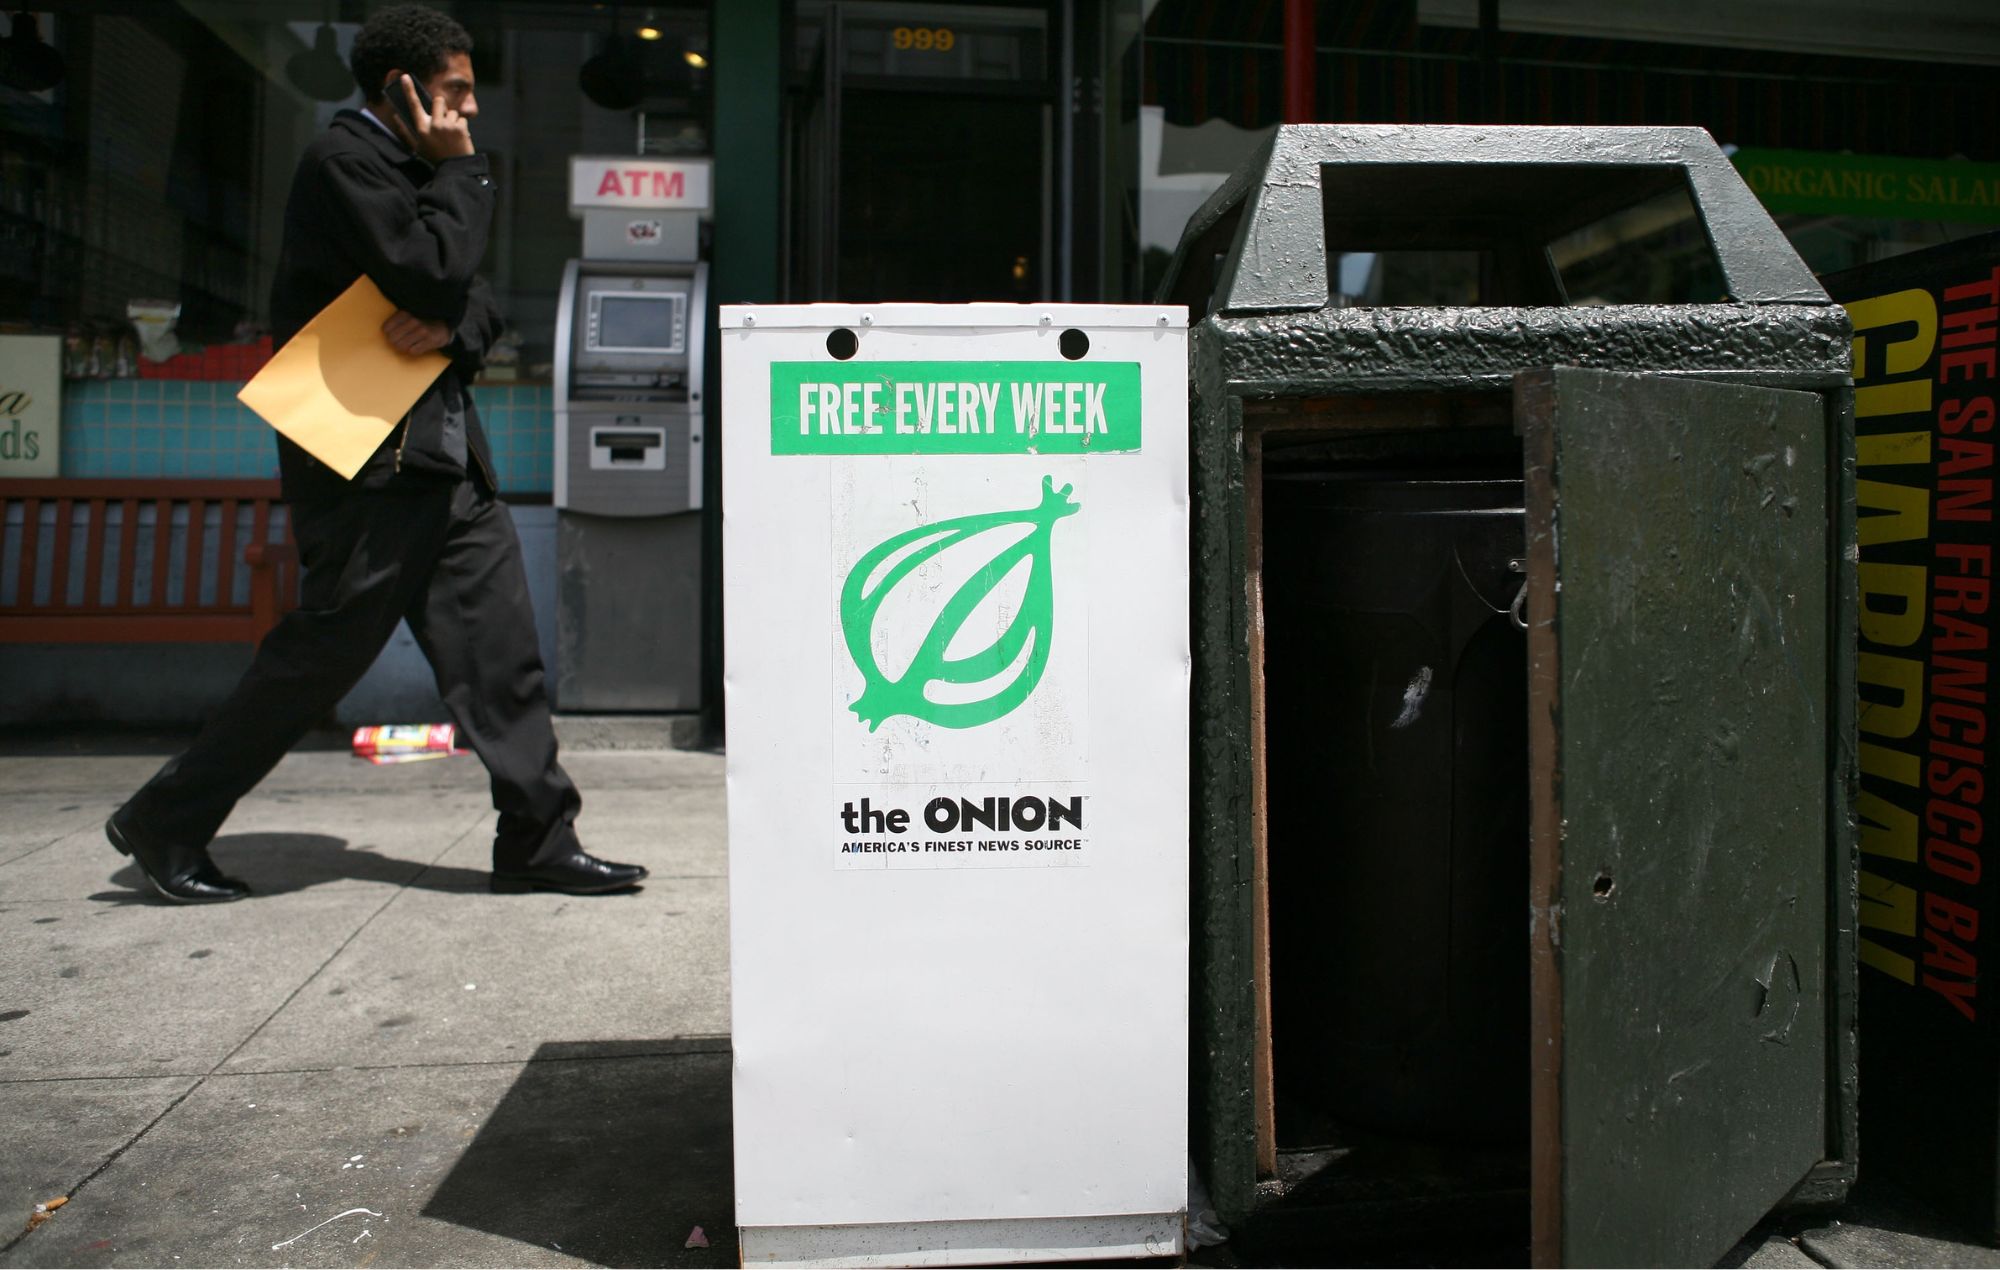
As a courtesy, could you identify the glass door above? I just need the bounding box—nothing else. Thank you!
[786,16,840,301]
[785,2,1053,304]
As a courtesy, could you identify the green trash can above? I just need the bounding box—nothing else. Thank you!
[1164,125,1857,1268]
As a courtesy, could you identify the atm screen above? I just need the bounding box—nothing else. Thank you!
[589,292,687,355]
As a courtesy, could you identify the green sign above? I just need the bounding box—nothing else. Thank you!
[841,476,1079,732]
[1732,148,2000,226]
[771,361,1141,455]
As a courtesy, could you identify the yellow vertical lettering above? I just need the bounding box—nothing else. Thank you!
[1855,431,1931,467]
[1858,562,1928,648]
[1857,790,1920,862]
[1859,870,1918,935]
[1846,288,1938,378]
[1860,937,1919,984]
[1858,652,1924,739]
[1857,380,1934,418]
[1858,479,1930,547]
[1860,742,1921,786]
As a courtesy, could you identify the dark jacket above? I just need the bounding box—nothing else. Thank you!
[268,110,503,501]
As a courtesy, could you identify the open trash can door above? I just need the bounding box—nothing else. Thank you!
[1520,368,1832,1268]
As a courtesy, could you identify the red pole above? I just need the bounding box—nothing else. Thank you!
[1284,0,1317,123]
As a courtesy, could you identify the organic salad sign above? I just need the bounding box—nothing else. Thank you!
[723,306,1191,1265]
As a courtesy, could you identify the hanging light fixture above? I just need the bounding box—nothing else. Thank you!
[0,11,68,93]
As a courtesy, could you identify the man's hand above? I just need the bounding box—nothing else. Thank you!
[383,309,453,357]
[393,73,474,163]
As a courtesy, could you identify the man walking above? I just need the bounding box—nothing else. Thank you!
[107,5,646,902]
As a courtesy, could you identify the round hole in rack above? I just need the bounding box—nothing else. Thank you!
[826,328,859,360]
[1059,328,1090,360]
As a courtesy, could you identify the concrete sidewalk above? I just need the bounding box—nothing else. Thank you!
[0,742,732,1268]
[4,738,1998,1269]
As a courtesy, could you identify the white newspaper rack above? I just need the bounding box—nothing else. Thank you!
[723,304,1191,1267]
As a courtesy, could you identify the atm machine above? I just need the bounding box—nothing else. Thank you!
[553,156,710,710]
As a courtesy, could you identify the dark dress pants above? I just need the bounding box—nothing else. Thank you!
[125,474,581,871]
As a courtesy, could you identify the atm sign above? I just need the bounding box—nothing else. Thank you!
[569,158,712,212]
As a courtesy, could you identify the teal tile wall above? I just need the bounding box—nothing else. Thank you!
[59,381,556,493]
[474,384,556,493]
[63,381,273,479]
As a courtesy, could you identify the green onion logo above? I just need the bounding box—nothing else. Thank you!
[841,476,1080,732]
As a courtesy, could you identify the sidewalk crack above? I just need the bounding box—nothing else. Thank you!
[0,827,93,870]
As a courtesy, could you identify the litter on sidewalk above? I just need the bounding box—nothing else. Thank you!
[23,1195,68,1235]
[350,724,466,765]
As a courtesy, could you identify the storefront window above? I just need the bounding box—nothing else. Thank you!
[1119,1,2000,304]
[1122,1,1278,302]
[0,2,711,385]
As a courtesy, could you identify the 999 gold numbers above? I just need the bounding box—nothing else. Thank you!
[891,26,956,52]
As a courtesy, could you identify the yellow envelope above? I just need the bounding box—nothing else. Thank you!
[237,276,450,480]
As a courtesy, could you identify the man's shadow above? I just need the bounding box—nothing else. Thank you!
[92,832,492,902]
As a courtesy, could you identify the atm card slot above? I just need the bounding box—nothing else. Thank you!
[590,424,669,471]
[573,375,688,403]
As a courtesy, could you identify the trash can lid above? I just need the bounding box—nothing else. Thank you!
[1159,125,1826,319]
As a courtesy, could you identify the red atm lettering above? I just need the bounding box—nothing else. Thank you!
[595,169,687,199]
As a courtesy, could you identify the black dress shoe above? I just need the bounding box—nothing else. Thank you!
[490,850,648,895]
[106,811,252,904]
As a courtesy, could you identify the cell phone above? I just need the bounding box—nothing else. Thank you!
[387,73,433,135]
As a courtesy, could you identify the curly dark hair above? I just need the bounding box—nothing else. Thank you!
[350,5,473,100]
